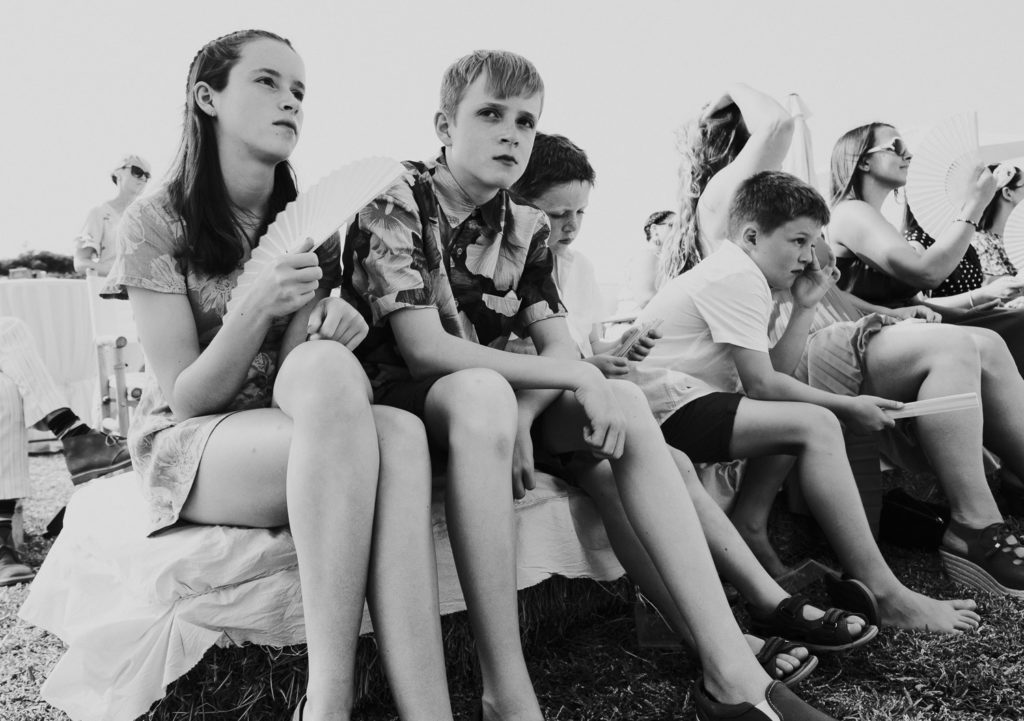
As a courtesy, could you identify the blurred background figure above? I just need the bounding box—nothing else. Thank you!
[615,210,677,319]
[0,317,132,583]
[73,154,151,276]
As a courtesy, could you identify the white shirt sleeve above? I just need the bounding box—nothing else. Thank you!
[692,267,771,352]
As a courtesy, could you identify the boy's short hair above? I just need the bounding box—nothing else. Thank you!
[643,210,675,241]
[511,132,595,201]
[440,50,545,119]
[728,171,830,238]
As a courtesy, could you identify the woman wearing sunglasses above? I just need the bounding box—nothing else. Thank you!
[827,124,1024,376]
[73,154,152,276]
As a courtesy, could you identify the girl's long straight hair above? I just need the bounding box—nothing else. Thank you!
[167,29,299,276]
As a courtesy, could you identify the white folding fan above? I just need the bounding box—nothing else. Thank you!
[1003,200,1024,271]
[905,112,982,239]
[227,156,405,314]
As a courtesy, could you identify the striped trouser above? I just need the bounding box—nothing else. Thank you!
[0,372,30,500]
[0,317,67,428]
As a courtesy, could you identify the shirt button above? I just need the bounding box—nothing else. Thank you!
[454,246,464,257]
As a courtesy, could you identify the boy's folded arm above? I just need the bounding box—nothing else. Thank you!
[389,307,603,392]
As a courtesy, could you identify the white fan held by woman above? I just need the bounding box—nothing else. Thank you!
[905,112,983,240]
[227,156,405,314]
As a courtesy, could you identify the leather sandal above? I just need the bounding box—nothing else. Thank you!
[823,573,881,626]
[754,636,818,688]
[747,594,878,654]
[940,519,1024,597]
[693,678,837,721]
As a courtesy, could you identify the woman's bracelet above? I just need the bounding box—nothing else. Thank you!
[968,289,976,308]
[955,217,981,231]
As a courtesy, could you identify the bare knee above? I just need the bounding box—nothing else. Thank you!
[790,405,843,449]
[373,406,430,465]
[928,337,983,379]
[607,378,653,416]
[276,340,372,416]
[968,328,1016,371]
[432,368,517,448]
[372,406,432,495]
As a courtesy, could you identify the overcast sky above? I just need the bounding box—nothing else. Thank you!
[4,0,1023,287]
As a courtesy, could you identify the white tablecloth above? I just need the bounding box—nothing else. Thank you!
[0,278,95,419]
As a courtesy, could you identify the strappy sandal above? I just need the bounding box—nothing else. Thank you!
[747,594,879,654]
[823,573,881,626]
[754,635,818,688]
[940,519,1024,597]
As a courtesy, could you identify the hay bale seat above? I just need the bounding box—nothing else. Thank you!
[19,471,627,721]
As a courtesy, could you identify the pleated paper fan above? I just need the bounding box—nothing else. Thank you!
[227,156,405,314]
[905,113,982,239]
[1003,203,1024,271]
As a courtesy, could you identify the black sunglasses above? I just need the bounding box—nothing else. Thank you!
[121,165,151,180]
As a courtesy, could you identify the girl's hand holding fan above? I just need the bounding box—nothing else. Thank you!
[227,157,405,316]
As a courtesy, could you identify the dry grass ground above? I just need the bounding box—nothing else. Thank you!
[2,453,1023,720]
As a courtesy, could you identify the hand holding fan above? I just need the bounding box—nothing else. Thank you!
[905,113,984,239]
[227,156,405,314]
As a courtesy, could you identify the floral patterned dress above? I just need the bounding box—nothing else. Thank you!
[103,187,341,533]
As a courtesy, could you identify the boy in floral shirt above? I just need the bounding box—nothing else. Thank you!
[343,50,837,721]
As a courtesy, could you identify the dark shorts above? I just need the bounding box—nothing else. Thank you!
[530,418,602,485]
[660,392,743,463]
[373,377,443,419]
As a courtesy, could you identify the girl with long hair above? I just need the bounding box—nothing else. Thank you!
[658,84,793,286]
[102,30,453,721]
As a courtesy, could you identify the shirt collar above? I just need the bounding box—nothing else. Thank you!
[432,150,506,234]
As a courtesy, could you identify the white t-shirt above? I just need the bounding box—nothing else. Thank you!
[551,247,605,357]
[639,241,771,393]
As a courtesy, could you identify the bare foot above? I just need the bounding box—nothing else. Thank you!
[744,634,809,679]
[876,588,980,633]
[734,525,791,579]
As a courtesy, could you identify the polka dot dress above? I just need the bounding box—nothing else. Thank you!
[904,226,984,297]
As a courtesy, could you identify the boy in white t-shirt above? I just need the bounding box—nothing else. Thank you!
[640,171,980,633]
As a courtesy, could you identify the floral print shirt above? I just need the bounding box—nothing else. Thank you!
[342,152,565,389]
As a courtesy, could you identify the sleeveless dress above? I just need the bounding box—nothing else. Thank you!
[102,187,341,533]
[836,236,1024,377]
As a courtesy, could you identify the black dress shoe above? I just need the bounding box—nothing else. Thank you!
[693,678,836,720]
[62,429,133,485]
[0,534,35,587]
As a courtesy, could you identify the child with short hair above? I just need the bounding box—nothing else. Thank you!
[345,50,839,721]
[641,170,981,633]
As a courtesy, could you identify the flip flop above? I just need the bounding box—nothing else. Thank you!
[823,573,882,626]
[754,635,819,688]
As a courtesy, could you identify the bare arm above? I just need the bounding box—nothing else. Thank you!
[732,345,898,433]
[830,165,997,288]
[697,84,794,239]
[130,244,324,419]
[389,308,601,392]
